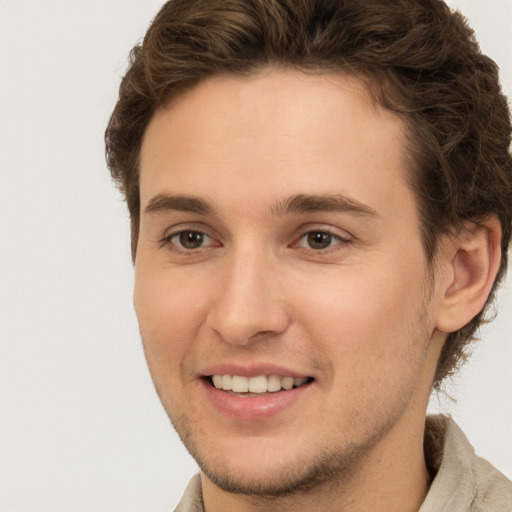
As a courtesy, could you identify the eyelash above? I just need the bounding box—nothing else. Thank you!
[159,228,353,254]
[293,229,352,252]
[160,230,217,251]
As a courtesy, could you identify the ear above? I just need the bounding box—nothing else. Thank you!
[435,216,502,334]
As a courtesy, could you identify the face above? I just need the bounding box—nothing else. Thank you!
[135,71,445,497]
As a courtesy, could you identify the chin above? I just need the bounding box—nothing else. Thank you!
[182,430,364,498]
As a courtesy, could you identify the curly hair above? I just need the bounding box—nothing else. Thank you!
[105,0,512,385]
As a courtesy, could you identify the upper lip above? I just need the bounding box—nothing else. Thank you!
[200,362,312,379]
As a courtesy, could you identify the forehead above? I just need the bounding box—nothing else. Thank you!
[139,70,409,212]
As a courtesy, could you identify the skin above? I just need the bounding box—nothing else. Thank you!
[134,70,499,511]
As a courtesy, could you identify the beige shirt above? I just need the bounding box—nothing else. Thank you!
[174,415,512,511]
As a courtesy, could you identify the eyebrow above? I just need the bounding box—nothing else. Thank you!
[271,194,379,217]
[143,192,378,218]
[144,194,214,215]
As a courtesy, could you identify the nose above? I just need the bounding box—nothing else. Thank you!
[206,248,290,346]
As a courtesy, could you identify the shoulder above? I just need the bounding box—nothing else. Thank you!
[421,415,512,512]
[470,455,512,512]
[173,474,204,512]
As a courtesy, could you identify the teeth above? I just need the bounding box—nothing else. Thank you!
[211,374,310,393]
[281,376,294,390]
[212,375,223,388]
[221,374,232,391]
[249,375,267,393]
[267,374,281,392]
[231,375,249,393]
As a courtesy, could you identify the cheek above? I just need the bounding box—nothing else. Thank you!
[293,258,430,378]
[293,268,431,437]
[133,268,209,374]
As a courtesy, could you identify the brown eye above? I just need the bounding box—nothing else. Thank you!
[306,231,334,249]
[173,230,210,249]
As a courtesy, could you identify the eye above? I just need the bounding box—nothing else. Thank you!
[297,230,349,250]
[165,230,214,250]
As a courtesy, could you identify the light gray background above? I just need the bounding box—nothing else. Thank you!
[0,0,511,510]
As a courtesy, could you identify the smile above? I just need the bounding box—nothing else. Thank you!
[203,373,314,420]
[210,374,311,394]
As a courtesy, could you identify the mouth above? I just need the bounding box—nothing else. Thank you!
[206,374,314,396]
[201,371,315,420]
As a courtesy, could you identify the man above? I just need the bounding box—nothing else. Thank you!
[105,0,512,510]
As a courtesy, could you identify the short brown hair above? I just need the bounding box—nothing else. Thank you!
[105,0,512,384]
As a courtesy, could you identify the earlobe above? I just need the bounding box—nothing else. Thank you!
[435,217,502,334]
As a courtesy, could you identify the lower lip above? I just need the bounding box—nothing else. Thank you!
[201,379,312,421]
